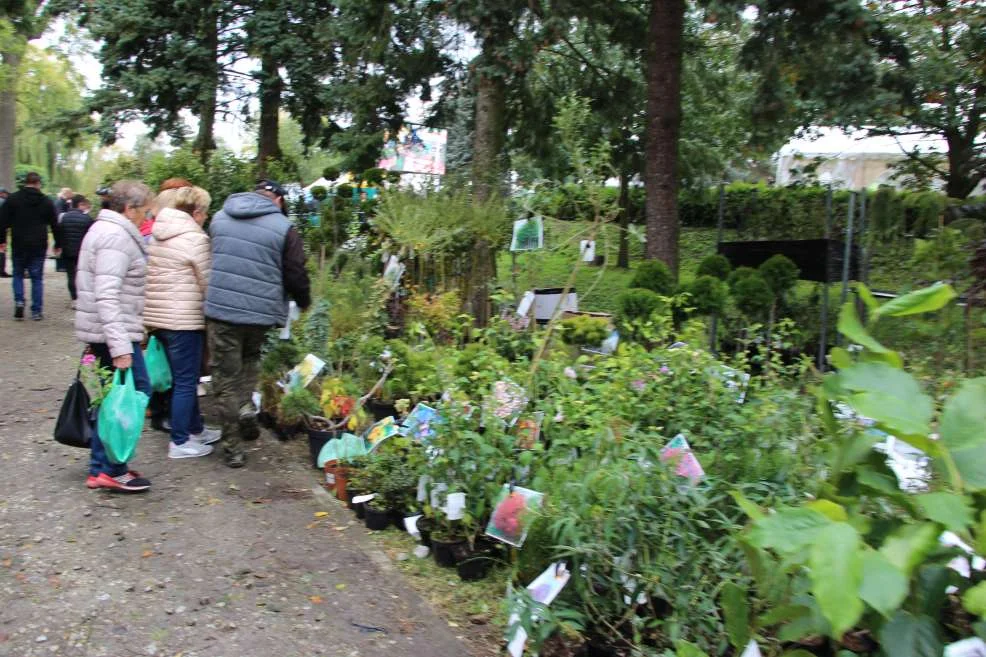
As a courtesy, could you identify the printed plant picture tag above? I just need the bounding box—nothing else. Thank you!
[485,485,545,548]
[515,412,544,450]
[660,434,705,484]
[365,416,399,452]
[506,562,571,657]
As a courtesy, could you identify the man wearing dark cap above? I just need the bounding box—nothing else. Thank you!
[0,172,59,319]
[204,180,311,468]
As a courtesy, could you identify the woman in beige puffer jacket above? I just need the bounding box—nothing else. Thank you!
[144,186,220,460]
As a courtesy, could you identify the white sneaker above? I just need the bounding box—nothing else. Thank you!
[190,427,222,445]
[168,441,213,459]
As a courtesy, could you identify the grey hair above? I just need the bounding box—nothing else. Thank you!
[108,180,153,214]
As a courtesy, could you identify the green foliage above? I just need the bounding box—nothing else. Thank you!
[685,275,728,316]
[738,282,986,652]
[727,266,758,292]
[732,273,772,319]
[758,254,799,299]
[559,316,610,347]
[277,387,319,425]
[696,254,731,281]
[616,288,665,322]
[629,260,675,296]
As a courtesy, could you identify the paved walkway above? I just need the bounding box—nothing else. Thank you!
[0,259,471,657]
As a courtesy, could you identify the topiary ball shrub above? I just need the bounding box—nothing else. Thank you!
[733,273,773,319]
[630,260,676,296]
[727,266,758,293]
[685,275,728,316]
[696,254,732,281]
[310,185,328,201]
[560,316,610,346]
[758,254,799,299]
[617,288,665,322]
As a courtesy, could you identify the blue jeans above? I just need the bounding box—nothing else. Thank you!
[89,342,151,477]
[12,248,46,314]
[155,330,205,445]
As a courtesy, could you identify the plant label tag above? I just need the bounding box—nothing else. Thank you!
[945,638,986,657]
[416,475,429,502]
[403,514,422,536]
[516,291,535,317]
[325,472,336,486]
[740,640,763,657]
[351,494,376,505]
[445,492,466,520]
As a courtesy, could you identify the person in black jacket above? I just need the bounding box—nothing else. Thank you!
[0,188,9,277]
[0,172,60,320]
[57,195,94,307]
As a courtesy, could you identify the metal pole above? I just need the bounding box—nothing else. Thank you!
[858,189,869,286]
[711,183,726,355]
[819,187,833,370]
[837,193,857,347]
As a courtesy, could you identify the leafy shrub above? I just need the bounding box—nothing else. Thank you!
[559,315,610,346]
[277,387,319,425]
[617,288,665,321]
[732,273,773,318]
[630,260,675,296]
[758,253,799,298]
[310,185,328,201]
[696,254,732,280]
[726,266,757,292]
[685,275,728,315]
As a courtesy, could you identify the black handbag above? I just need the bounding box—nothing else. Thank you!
[54,370,93,449]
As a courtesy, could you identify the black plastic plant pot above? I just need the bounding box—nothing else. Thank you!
[456,550,494,581]
[365,398,397,422]
[431,537,467,568]
[307,428,339,470]
[364,505,392,531]
[416,518,436,547]
[353,500,366,520]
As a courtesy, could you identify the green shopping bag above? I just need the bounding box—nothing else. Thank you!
[144,335,172,392]
[97,368,150,464]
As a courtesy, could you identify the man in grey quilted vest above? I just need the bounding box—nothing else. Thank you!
[205,180,311,468]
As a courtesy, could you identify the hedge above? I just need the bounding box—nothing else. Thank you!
[529,182,983,240]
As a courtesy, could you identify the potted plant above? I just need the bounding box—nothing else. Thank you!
[275,386,319,441]
[354,450,417,531]
[306,376,368,468]
[257,340,303,428]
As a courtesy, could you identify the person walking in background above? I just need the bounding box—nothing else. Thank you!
[75,180,155,492]
[0,172,60,320]
[205,180,311,468]
[0,188,9,277]
[57,195,94,309]
[55,188,74,216]
[144,185,220,459]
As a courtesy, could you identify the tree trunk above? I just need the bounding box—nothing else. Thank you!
[945,131,980,199]
[643,0,685,276]
[617,172,631,269]
[468,61,507,326]
[193,6,220,164]
[257,54,283,176]
[0,48,22,191]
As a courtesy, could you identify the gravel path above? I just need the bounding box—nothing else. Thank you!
[0,259,472,657]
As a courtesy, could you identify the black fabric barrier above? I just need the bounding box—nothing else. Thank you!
[717,239,860,284]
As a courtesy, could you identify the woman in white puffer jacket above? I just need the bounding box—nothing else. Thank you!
[145,186,221,459]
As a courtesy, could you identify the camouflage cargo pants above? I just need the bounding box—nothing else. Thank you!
[207,319,270,460]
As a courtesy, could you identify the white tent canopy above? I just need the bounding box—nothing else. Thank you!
[775,127,956,191]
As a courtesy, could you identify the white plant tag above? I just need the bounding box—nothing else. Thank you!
[416,475,429,502]
[429,482,448,510]
[740,640,763,657]
[516,290,535,317]
[351,493,376,505]
[445,492,466,520]
[404,514,422,536]
[945,638,986,657]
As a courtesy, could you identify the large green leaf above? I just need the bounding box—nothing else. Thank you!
[859,550,909,618]
[748,508,832,555]
[878,611,942,657]
[837,302,899,365]
[676,641,709,657]
[874,282,957,319]
[721,582,750,649]
[879,523,941,576]
[963,582,986,617]
[915,492,974,533]
[810,523,864,638]
[835,363,933,437]
[938,378,986,491]
[854,282,880,312]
